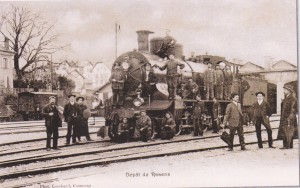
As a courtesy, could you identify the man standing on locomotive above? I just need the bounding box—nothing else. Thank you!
[110,63,126,108]
[63,94,80,145]
[42,96,62,151]
[224,93,246,151]
[214,64,224,100]
[141,62,157,101]
[252,91,274,149]
[224,65,233,100]
[203,62,216,100]
[155,54,185,100]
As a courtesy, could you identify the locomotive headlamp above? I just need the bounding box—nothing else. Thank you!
[121,61,129,70]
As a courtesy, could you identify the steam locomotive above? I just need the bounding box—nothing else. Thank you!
[104,30,276,140]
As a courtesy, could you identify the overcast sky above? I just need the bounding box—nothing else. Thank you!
[0,0,297,67]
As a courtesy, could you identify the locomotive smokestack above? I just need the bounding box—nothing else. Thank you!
[136,30,154,52]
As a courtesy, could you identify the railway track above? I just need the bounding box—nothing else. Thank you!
[0,122,280,181]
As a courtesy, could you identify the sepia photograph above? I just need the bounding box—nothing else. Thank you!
[0,0,298,187]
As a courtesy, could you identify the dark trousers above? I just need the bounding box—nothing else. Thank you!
[205,82,214,100]
[283,138,294,149]
[212,118,220,133]
[214,85,223,100]
[116,131,129,143]
[78,119,91,140]
[140,128,150,142]
[255,116,273,148]
[46,125,59,149]
[223,84,231,100]
[112,89,124,106]
[161,126,175,139]
[193,118,203,136]
[66,119,77,143]
[229,125,245,149]
[167,76,178,99]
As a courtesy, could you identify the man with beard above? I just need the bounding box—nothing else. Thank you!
[76,96,93,142]
[42,96,62,151]
[63,94,80,145]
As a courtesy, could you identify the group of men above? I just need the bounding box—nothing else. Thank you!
[223,84,297,151]
[203,62,233,100]
[42,94,93,151]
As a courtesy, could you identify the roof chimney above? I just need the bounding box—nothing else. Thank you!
[136,30,154,52]
[4,37,9,50]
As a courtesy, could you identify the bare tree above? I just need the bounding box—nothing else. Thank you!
[0,5,68,79]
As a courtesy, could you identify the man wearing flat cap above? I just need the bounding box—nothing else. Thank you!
[203,62,216,100]
[63,94,80,144]
[277,84,298,149]
[110,63,126,108]
[252,91,274,148]
[42,96,62,151]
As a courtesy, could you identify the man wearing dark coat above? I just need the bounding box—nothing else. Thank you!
[224,93,246,151]
[76,96,93,141]
[110,63,126,107]
[42,96,62,151]
[182,78,199,99]
[63,94,80,145]
[277,85,298,149]
[214,65,224,100]
[223,65,234,100]
[161,112,176,139]
[212,97,221,133]
[141,63,157,100]
[135,110,152,142]
[156,54,185,100]
[116,118,130,143]
[203,62,216,100]
[252,91,274,148]
[193,95,206,136]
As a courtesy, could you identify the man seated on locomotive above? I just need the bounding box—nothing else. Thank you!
[135,110,152,142]
[116,117,130,143]
[182,78,199,100]
[141,63,157,101]
[177,111,193,135]
[110,63,126,108]
[76,97,93,142]
[193,95,206,136]
[154,54,185,100]
[161,112,176,139]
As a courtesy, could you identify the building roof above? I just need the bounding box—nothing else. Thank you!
[272,60,297,69]
[242,61,265,70]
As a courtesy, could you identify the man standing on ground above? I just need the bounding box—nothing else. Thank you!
[252,91,274,148]
[63,94,80,145]
[224,93,246,151]
[277,85,298,149]
[42,96,62,151]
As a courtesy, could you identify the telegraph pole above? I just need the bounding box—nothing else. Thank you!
[50,54,53,92]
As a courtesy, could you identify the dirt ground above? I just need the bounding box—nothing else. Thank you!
[33,139,299,188]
